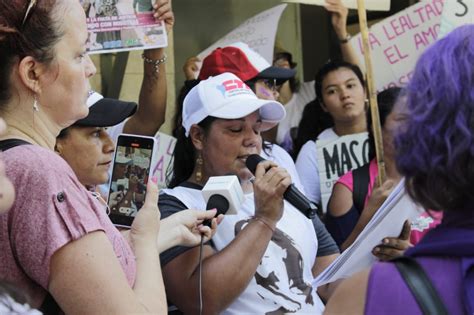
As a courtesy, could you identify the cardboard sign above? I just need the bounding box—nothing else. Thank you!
[316,133,369,212]
[283,0,390,11]
[439,0,474,38]
[151,132,176,189]
[349,0,445,92]
[197,4,287,64]
[80,0,167,54]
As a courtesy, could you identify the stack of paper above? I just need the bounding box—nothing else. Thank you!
[313,179,423,287]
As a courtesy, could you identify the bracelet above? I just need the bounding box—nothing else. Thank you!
[141,53,167,74]
[339,33,352,44]
[251,216,275,233]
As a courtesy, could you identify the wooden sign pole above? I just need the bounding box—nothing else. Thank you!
[356,0,386,186]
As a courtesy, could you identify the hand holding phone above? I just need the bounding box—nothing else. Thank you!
[108,134,156,228]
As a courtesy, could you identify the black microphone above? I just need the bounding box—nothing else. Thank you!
[203,194,230,227]
[245,154,317,219]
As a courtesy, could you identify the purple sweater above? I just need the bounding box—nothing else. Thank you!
[366,257,464,314]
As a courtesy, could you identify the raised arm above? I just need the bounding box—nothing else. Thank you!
[123,0,174,136]
[324,0,361,67]
[163,161,290,314]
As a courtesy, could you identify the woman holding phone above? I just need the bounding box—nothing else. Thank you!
[0,1,211,313]
[56,92,220,253]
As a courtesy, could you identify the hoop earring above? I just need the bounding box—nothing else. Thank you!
[195,154,203,183]
[33,96,39,112]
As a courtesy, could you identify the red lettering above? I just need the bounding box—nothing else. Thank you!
[357,33,382,54]
[425,3,436,21]
[166,140,175,156]
[222,79,249,91]
[383,24,396,40]
[383,44,408,65]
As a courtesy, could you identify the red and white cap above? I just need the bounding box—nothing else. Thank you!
[183,72,286,137]
[198,42,295,85]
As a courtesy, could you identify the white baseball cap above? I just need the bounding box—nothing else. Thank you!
[182,72,286,137]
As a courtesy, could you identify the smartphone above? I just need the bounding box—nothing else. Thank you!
[107,134,156,228]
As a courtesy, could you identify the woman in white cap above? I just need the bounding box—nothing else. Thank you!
[160,72,339,314]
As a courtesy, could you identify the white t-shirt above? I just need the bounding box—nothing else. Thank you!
[162,186,324,315]
[295,128,338,204]
[261,142,305,194]
[276,81,316,146]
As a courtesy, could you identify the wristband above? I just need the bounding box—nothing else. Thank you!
[141,53,167,74]
[251,216,275,233]
[339,33,352,44]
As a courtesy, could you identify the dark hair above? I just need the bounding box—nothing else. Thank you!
[293,99,333,159]
[314,60,365,104]
[395,25,474,212]
[0,0,65,109]
[168,116,217,188]
[172,80,199,138]
[273,52,300,93]
[367,87,402,160]
[293,61,366,159]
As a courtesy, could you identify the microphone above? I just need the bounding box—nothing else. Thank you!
[203,195,229,227]
[201,175,244,227]
[245,154,317,219]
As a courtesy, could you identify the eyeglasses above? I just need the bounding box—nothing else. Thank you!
[261,78,279,91]
[21,0,37,28]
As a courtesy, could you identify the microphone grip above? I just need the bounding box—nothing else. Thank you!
[283,184,318,219]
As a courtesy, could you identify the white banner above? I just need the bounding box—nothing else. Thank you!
[439,0,474,38]
[316,133,369,212]
[151,132,176,189]
[81,0,168,54]
[283,0,390,11]
[197,4,287,64]
[350,0,445,92]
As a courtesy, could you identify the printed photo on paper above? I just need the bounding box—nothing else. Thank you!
[80,0,168,54]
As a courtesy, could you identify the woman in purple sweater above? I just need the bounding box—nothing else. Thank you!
[325,24,474,314]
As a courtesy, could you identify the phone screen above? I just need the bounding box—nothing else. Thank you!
[108,134,155,227]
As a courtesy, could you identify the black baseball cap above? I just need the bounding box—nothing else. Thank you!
[74,91,137,127]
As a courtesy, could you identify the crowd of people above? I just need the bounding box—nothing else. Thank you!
[0,0,472,314]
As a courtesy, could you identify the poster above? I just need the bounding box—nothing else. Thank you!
[197,4,288,64]
[283,0,390,11]
[316,133,369,212]
[151,132,176,189]
[439,0,474,37]
[349,0,445,92]
[80,0,168,54]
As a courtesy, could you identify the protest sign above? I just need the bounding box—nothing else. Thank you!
[283,0,390,11]
[349,0,445,92]
[151,132,176,189]
[317,133,369,212]
[80,0,167,54]
[439,0,474,38]
[197,4,287,64]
